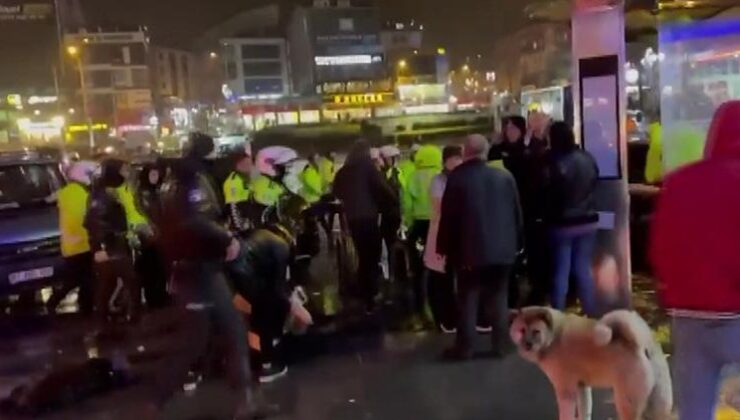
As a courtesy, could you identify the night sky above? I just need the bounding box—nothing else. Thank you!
[79,0,531,64]
[0,0,531,90]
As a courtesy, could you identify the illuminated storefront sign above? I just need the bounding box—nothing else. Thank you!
[0,3,53,22]
[27,95,57,105]
[315,55,383,66]
[67,123,108,133]
[6,94,22,107]
[326,92,394,105]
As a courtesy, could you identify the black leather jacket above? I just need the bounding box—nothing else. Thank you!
[160,159,232,261]
[545,149,599,227]
[84,187,129,255]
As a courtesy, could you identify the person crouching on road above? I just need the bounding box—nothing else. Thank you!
[424,145,463,333]
[84,158,141,329]
[49,161,98,315]
[227,229,313,384]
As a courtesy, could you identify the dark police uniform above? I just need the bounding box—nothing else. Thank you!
[157,157,252,403]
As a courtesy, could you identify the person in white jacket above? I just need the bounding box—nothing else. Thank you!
[424,145,463,333]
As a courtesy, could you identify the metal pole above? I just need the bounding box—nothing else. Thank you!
[76,55,94,151]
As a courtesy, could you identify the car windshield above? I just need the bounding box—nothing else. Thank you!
[0,164,62,209]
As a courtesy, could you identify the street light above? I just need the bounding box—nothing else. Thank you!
[398,59,408,69]
[462,64,470,72]
[67,44,94,151]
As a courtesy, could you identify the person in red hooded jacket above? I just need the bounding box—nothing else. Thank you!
[650,101,740,420]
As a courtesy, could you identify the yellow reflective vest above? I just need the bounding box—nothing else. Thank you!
[317,157,336,193]
[115,183,148,228]
[251,175,285,207]
[645,122,663,184]
[223,172,251,205]
[58,182,90,257]
[300,164,323,204]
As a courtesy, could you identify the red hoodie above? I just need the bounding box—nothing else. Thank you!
[650,101,740,313]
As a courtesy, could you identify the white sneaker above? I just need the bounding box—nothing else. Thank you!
[259,363,288,384]
[439,325,457,334]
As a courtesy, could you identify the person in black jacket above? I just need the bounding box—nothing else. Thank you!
[135,162,169,308]
[156,133,277,419]
[437,134,523,360]
[85,158,141,328]
[227,228,312,384]
[545,121,599,316]
[333,140,399,312]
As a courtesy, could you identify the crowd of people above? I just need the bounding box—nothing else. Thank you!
[332,114,602,360]
[46,101,740,418]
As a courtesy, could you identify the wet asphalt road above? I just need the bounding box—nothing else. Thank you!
[0,241,620,420]
[0,309,619,420]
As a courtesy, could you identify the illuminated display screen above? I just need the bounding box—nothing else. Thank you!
[314,55,383,66]
[659,18,740,173]
[579,55,621,179]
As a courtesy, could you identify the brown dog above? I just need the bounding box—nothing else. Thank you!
[510,307,672,420]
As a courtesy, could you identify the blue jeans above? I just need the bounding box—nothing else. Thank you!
[673,316,740,420]
[550,228,597,316]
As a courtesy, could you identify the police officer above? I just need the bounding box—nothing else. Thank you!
[85,158,141,328]
[158,133,277,419]
[405,145,442,329]
[250,159,287,227]
[224,146,254,234]
[299,153,323,206]
[49,161,98,315]
[317,152,337,192]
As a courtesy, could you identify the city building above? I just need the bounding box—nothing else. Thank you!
[288,0,392,120]
[394,52,451,114]
[149,46,199,134]
[64,28,155,144]
[221,38,291,100]
[492,22,571,96]
[380,20,423,64]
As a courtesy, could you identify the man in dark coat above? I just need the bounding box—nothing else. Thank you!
[157,133,277,419]
[437,134,523,360]
[333,139,399,312]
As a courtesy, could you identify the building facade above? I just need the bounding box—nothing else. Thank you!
[380,20,423,64]
[221,38,291,100]
[64,28,155,140]
[288,0,391,120]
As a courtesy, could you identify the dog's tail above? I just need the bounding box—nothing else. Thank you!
[594,310,653,350]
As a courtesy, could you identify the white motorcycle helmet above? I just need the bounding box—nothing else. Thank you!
[66,160,99,186]
[256,146,299,177]
[379,145,401,159]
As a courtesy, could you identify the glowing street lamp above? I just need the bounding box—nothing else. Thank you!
[398,59,408,69]
[462,64,470,72]
[67,44,94,150]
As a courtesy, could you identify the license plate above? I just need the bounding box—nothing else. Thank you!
[9,267,54,285]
